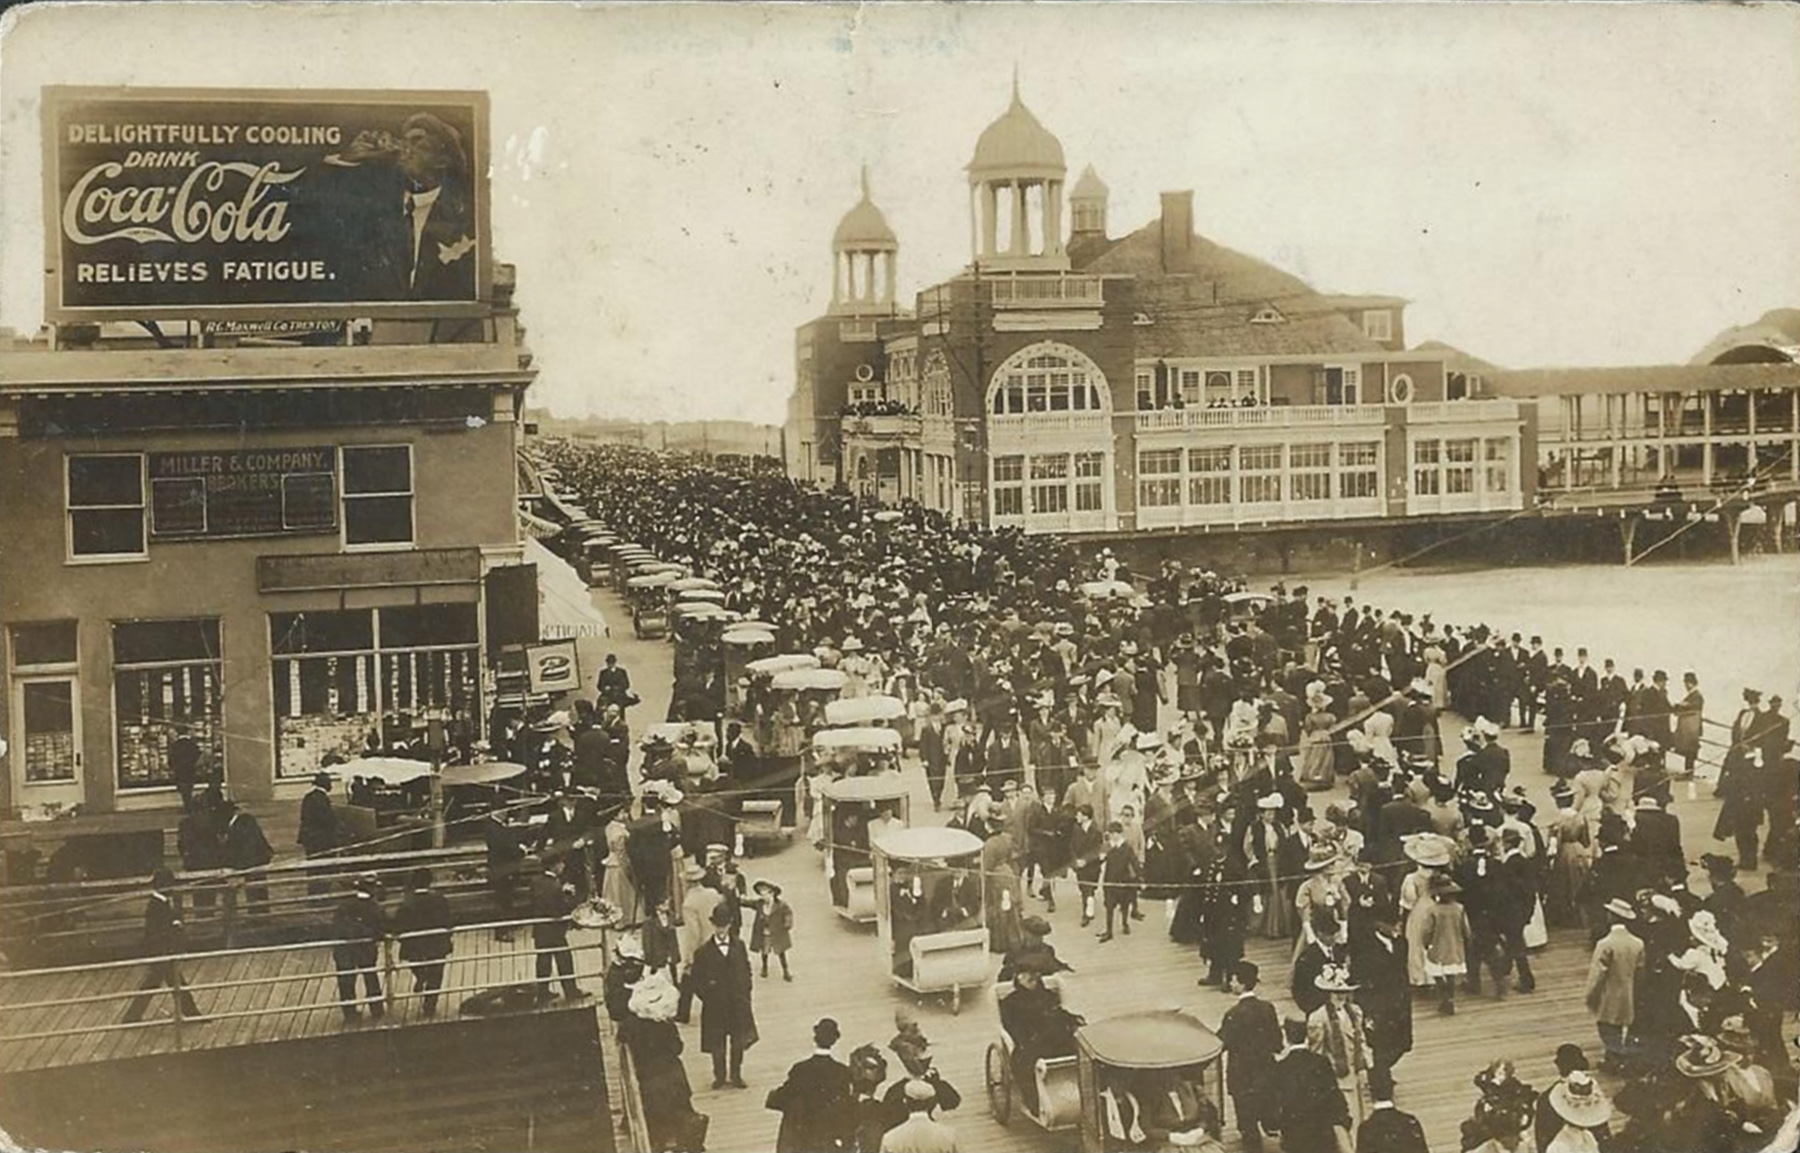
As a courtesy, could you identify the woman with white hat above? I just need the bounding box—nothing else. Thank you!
[1305,964,1374,1126]
[1542,1069,1611,1153]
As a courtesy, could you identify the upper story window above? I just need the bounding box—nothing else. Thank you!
[67,453,147,562]
[922,350,955,418]
[342,445,414,549]
[1362,310,1393,341]
[988,343,1110,416]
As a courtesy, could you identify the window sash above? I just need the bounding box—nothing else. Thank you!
[68,454,147,559]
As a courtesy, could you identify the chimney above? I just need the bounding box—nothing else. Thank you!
[1159,191,1194,272]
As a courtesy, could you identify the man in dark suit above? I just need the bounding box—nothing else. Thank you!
[1350,910,1413,1079]
[1492,829,1537,994]
[1520,637,1549,730]
[1096,822,1140,942]
[332,874,388,1022]
[1356,1067,1427,1153]
[540,788,597,899]
[1266,1015,1350,1153]
[221,802,274,917]
[1068,805,1104,928]
[298,771,342,895]
[596,653,634,708]
[331,112,478,302]
[527,857,584,1004]
[765,1017,853,1152]
[1216,961,1282,1152]
[122,868,207,1024]
[684,902,758,1089]
[299,771,341,854]
[1629,794,1685,886]
[392,867,453,1017]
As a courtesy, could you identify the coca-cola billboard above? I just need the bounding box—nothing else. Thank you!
[44,87,491,321]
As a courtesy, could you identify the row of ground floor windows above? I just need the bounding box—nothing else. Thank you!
[991,452,1107,516]
[8,605,479,795]
[1137,441,1383,508]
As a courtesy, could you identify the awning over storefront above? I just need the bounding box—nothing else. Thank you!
[526,537,610,640]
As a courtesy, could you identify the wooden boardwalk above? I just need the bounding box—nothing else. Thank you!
[0,922,612,1075]
[576,582,1765,1153]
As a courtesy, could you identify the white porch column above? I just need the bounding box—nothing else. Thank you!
[981,183,999,257]
[1010,180,1029,255]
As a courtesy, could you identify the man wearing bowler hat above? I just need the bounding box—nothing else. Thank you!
[685,901,757,1089]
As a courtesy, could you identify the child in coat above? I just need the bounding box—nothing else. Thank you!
[1422,873,1472,1016]
[748,878,793,980]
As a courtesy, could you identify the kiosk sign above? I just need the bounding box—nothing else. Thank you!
[44,86,491,322]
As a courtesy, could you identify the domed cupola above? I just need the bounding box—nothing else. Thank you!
[830,166,899,316]
[1070,164,1108,237]
[966,72,1069,272]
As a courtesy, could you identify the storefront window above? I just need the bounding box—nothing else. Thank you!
[1413,439,1442,496]
[1239,445,1283,504]
[1290,443,1332,501]
[1446,438,1478,494]
[113,618,224,790]
[1339,442,1381,499]
[270,605,479,778]
[1138,449,1182,507]
[1073,452,1106,512]
[1188,447,1231,505]
[1029,454,1070,513]
[1484,437,1512,493]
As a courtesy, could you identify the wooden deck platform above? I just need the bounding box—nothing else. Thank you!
[0,922,612,1076]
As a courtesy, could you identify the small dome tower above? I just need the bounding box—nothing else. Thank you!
[831,166,899,316]
[966,71,1069,272]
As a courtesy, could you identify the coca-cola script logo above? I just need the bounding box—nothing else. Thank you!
[62,160,302,246]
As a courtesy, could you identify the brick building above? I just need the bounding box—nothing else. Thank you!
[0,289,537,819]
[787,81,1533,535]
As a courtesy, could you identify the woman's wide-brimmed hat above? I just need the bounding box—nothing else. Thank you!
[1674,1034,1738,1078]
[1429,873,1462,896]
[1314,963,1358,992]
[753,878,782,897]
[1404,834,1453,868]
[1303,842,1338,871]
[1548,1071,1612,1128]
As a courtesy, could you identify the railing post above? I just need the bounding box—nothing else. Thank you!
[169,954,186,1052]
[221,881,239,949]
[382,935,400,1024]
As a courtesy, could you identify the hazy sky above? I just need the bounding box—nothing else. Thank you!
[4,2,1798,423]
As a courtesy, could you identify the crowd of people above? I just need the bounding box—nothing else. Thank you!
[527,442,1796,1152]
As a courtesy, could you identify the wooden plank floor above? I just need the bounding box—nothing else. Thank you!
[0,924,611,1076]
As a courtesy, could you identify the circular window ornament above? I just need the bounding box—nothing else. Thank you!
[1388,373,1415,405]
[854,363,875,384]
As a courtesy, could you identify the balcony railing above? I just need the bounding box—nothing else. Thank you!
[989,275,1104,309]
[841,412,923,440]
[990,411,1112,437]
[1135,404,1387,433]
[1408,399,1521,423]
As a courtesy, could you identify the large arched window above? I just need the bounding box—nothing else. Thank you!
[987,343,1109,415]
[922,350,955,418]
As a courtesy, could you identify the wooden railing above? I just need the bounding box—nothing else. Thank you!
[0,916,612,1056]
[0,843,492,965]
[1135,404,1388,432]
